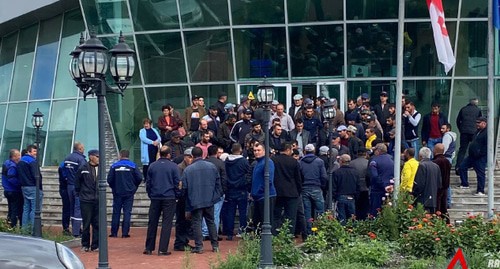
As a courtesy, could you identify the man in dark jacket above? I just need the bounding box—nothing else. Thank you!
[107,150,143,238]
[143,146,181,255]
[2,149,22,227]
[272,142,302,235]
[300,144,327,234]
[217,114,237,153]
[368,143,394,216]
[350,149,369,220]
[174,147,194,251]
[455,98,482,173]
[75,149,100,252]
[332,154,360,224]
[61,142,86,237]
[458,116,487,195]
[432,144,451,222]
[222,143,250,240]
[58,162,70,235]
[17,144,42,231]
[421,103,448,153]
[412,147,442,213]
[182,147,222,253]
[230,109,254,147]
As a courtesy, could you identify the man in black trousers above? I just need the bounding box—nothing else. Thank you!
[143,145,181,256]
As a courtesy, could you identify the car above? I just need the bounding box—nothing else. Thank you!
[0,232,85,269]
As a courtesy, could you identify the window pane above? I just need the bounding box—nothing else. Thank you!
[289,25,344,78]
[403,80,451,117]
[136,33,186,84]
[23,102,50,162]
[231,0,285,25]
[181,0,229,28]
[347,23,397,77]
[449,80,487,140]
[234,27,287,79]
[347,81,395,102]
[455,22,487,76]
[129,0,179,31]
[0,33,18,102]
[44,100,77,166]
[107,88,148,164]
[0,104,7,147]
[1,103,27,161]
[404,22,456,77]
[287,0,342,22]
[54,10,85,99]
[347,0,398,20]
[101,35,141,86]
[191,84,236,109]
[461,0,487,18]
[10,25,38,101]
[75,99,99,152]
[405,0,459,18]
[30,16,62,100]
[81,0,133,34]
[184,30,233,82]
[146,86,189,127]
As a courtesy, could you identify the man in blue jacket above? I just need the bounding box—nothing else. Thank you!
[61,142,86,237]
[252,143,277,232]
[143,145,181,255]
[369,143,394,216]
[182,147,222,254]
[17,144,42,231]
[2,149,22,227]
[107,150,143,238]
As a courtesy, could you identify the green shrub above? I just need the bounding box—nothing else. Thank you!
[336,238,390,267]
[272,219,302,266]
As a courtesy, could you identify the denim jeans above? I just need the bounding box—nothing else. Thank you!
[202,196,224,237]
[459,155,487,193]
[221,193,248,236]
[426,137,442,157]
[302,186,324,235]
[21,186,43,231]
[407,139,419,159]
[111,194,135,236]
[336,195,356,225]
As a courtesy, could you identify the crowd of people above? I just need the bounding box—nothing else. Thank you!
[1,91,488,255]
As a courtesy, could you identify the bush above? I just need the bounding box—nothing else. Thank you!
[272,219,302,266]
[304,212,348,252]
[336,238,390,267]
[211,232,260,269]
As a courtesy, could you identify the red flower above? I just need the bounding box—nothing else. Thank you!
[436,211,442,216]
[435,237,441,241]
[422,218,429,223]
[408,204,414,210]
[368,232,377,240]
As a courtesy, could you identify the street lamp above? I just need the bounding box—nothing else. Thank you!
[69,31,135,269]
[322,99,336,211]
[32,108,44,237]
[256,78,275,268]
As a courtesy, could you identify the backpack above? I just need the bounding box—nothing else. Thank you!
[444,133,455,158]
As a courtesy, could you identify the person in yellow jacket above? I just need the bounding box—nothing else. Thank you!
[401,148,419,192]
[365,128,377,150]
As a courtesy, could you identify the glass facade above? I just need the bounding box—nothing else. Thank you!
[0,0,497,165]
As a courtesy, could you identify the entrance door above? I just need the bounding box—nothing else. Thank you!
[316,81,347,112]
[237,83,292,109]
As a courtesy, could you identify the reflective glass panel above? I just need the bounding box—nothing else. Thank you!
[287,0,342,22]
[23,102,50,162]
[102,35,141,86]
[181,0,229,28]
[289,25,344,78]
[347,23,397,77]
[405,0,459,18]
[455,22,487,76]
[1,103,27,161]
[347,0,398,19]
[233,27,287,79]
[184,30,233,82]
[54,10,85,99]
[136,33,187,84]
[30,16,62,100]
[44,100,77,166]
[191,84,236,109]
[146,86,189,126]
[231,0,285,25]
[107,88,148,163]
[403,80,451,117]
[0,33,18,102]
[10,24,38,101]
[75,99,99,152]
[129,0,179,31]
[0,104,6,148]
[347,81,396,102]
[461,0,487,18]
[81,0,133,34]
[404,22,457,77]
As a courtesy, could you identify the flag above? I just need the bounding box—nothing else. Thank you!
[494,0,500,29]
[427,0,456,74]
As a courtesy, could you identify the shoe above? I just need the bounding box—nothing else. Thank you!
[191,248,204,254]
[81,247,90,252]
[474,192,485,196]
[203,236,210,241]
[217,236,223,241]
[212,247,220,253]
[457,185,470,189]
[143,249,153,255]
[91,248,98,252]
[109,234,117,238]
[455,169,460,176]
[158,251,172,256]
[122,235,130,238]
[235,233,243,238]
[226,235,233,241]
[62,229,72,236]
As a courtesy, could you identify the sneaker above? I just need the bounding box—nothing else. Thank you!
[81,247,90,252]
[191,248,204,254]
[143,249,152,255]
[212,247,220,253]
[457,185,470,189]
[91,248,98,252]
[158,251,172,256]
[235,233,243,238]
[474,192,485,196]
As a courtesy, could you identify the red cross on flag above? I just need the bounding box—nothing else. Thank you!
[427,0,456,74]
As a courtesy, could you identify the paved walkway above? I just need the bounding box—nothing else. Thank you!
[72,227,239,269]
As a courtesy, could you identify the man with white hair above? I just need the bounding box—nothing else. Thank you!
[412,147,442,213]
[332,154,359,224]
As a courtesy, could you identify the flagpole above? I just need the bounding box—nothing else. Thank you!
[487,0,495,220]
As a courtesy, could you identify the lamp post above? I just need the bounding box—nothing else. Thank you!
[322,99,336,211]
[32,108,44,237]
[69,31,135,269]
[256,78,275,268]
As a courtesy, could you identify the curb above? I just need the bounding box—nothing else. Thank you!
[61,238,81,248]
